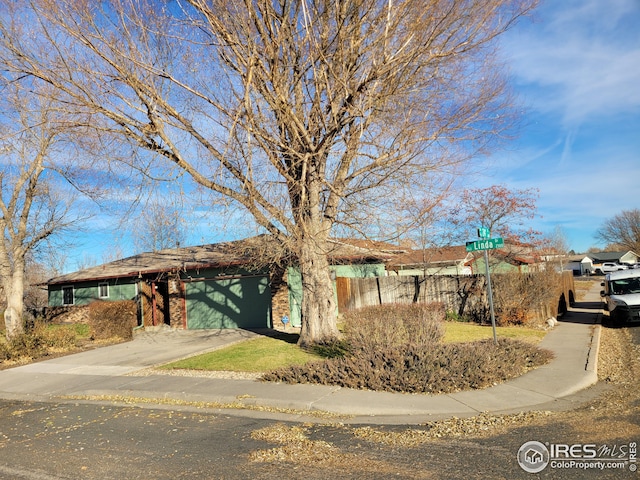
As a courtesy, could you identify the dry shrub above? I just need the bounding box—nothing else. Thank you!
[6,332,44,358]
[341,303,445,352]
[87,300,137,340]
[33,322,77,349]
[491,271,562,327]
[0,341,9,361]
[263,338,552,394]
[1,321,80,361]
[263,302,553,393]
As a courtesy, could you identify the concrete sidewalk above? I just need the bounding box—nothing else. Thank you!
[0,283,604,425]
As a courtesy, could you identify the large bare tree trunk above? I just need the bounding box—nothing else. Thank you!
[3,270,25,340]
[298,239,339,346]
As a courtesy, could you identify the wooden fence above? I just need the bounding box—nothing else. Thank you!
[336,275,488,315]
[335,271,575,324]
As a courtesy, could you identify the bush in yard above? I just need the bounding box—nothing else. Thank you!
[491,271,562,327]
[0,341,9,361]
[262,301,553,393]
[263,338,553,394]
[7,331,45,358]
[0,320,81,362]
[341,302,445,353]
[86,300,137,341]
[35,323,78,350]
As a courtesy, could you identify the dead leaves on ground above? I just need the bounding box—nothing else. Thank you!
[249,423,431,478]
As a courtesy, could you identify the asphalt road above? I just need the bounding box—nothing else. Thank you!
[0,398,535,480]
[0,390,637,480]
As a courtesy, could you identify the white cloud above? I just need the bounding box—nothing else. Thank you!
[503,0,640,128]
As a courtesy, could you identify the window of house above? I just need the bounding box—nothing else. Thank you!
[62,286,74,305]
[98,282,109,299]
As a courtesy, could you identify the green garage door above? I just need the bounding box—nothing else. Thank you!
[185,275,271,329]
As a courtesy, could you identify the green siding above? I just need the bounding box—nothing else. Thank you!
[472,257,530,274]
[287,267,303,328]
[287,263,386,328]
[48,288,63,306]
[184,271,271,329]
[331,264,386,278]
[48,280,138,306]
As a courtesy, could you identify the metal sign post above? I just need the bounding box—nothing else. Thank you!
[466,227,500,345]
[483,248,498,345]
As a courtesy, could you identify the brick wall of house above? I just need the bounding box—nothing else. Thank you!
[270,266,291,329]
[168,276,186,329]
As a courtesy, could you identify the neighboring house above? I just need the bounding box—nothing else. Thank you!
[387,245,474,276]
[588,251,639,267]
[564,256,595,276]
[387,243,541,276]
[469,249,539,274]
[47,236,394,330]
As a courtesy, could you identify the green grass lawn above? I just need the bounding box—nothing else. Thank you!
[160,332,324,372]
[442,322,546,344]
[161,323,547,373]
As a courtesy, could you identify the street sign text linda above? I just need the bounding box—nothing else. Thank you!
[466,237,504,252]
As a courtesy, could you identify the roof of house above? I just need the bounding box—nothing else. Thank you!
[489,250,537,265]
[566,255,593,263]
[333,238,409,254]
[387,242,541,269]
[48,241,256,285]
[47,236,397,285]
[388,245,472,268]
[587,251,637,263]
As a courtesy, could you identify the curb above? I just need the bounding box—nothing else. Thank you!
[586,324,601,373]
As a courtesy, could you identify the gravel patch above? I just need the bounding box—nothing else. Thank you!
[129,367,262,380]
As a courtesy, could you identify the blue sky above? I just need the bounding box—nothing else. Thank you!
[486,0,640,253]
[61,0,640,271]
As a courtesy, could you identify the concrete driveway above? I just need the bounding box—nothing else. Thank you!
[13,328,261,377]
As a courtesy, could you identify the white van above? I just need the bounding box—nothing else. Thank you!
[601,269,640,325]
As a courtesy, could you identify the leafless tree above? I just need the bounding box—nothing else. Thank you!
[540,225,570,271]
[450,185,542,244]
[391,184,456,273]
[0,82,86,340]
[131,198,187,252]
[23,256,51,313]
[0,0,537,345]
[596,209,640,254]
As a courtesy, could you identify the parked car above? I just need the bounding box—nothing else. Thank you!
[600,269,640,325]
[594,262,629,275]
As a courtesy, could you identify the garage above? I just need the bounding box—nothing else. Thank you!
[185,274,271,329]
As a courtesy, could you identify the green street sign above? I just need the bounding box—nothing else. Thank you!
[466,237,504,252]
[477,227,490,239]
